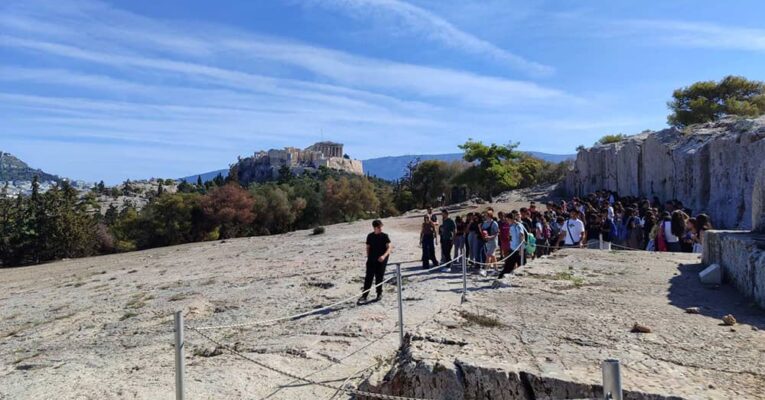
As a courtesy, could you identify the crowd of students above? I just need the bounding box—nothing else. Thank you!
[418,190,714,280]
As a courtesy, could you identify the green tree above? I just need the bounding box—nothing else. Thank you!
[249,184,304,234]
[410,160,453,208]
[668,75,765,128]
[454,140,521,201]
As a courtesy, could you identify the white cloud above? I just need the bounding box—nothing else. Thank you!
[615,19,765,52]
[0,0,612,182]
[306,0,553,76]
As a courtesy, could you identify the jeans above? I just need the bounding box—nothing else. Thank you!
[453,235,465,259]
[362,258,387,298]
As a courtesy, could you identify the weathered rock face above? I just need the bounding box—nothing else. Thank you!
[754,167,765,233]
[565,117,765,229]
[359,340,681,400]
[702,231,765,308]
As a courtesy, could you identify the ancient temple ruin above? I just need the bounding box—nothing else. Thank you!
[233,141,363,185]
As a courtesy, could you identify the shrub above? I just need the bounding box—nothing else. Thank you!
[312,226,326,235]
[597,134,627,145]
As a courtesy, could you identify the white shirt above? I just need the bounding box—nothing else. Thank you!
[663,221,679,243]
[563,218,585,245]
[607,206,614,221]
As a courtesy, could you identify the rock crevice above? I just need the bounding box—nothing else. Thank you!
[359,337,682,400]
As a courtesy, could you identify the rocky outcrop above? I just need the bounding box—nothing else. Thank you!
[359,338,682,400]
[754,167,765,233]
[565,117,765,229]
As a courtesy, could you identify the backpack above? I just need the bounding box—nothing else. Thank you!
[524,228,537,255]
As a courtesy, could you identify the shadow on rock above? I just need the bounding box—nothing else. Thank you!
[668,263,765,330]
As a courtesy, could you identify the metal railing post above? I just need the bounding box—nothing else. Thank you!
[461,254,468,303]
[599,233,604,250]
[174,311,185,400]
[602,359,622,400]
[395,263,404,348]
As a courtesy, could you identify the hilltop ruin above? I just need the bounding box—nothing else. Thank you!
[232,141,364,185]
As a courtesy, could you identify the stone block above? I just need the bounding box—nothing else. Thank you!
[699,263,722,285]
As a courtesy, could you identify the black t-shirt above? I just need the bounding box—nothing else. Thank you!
[367,232,391,262]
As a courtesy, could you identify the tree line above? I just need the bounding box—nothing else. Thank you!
[0,140,568,267]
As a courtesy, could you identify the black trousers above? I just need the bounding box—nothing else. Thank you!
[440,238,453,264]
[498,251,522,279]
[362,259,387,297]
[421,235,438,268]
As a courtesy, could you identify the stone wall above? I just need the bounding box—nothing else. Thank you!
[702,231,765,308]
[565,117,765,229]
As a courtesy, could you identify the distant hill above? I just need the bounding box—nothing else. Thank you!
[179,169,229,184]
[362,151,575,181]
[0,151,60,182]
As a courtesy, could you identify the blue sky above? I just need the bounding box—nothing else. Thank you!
[2,0,764,183]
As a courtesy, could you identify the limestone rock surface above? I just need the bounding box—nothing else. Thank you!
[565,117,765,229]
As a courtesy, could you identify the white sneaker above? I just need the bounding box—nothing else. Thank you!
[479,269,487,277]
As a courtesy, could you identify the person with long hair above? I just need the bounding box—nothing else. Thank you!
[664,210,686,252]
[693,213,712,253]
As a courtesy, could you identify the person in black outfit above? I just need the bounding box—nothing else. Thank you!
[359,219,392,304]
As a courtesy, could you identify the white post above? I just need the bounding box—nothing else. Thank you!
[461,255,467,303]
[599,233,604,250]
[602,359,623,400]
[395,263,404,348]
[174,311,185,400]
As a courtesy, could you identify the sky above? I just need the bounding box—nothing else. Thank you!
[2,0,765,183]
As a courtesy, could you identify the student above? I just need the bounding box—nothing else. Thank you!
[498,211,511,258]
[497,210,525,281]
[453,216,466,260]
[599,210,615,250]
[439,209,456,266]
[420,215,439,269]
[693,214,712,253]
[359,220,392,304]
[664,210,685,252]
[558,209,586,248]
[480,208,500,276]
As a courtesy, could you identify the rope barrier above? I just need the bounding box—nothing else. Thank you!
[465,242,523,267]
[403,254,463,276]
[188,326,432,400]
[192,255,464,331]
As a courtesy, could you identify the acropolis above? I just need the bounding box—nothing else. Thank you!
[233,141,364,185]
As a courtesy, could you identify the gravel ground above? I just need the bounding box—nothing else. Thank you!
[1,195,763,399]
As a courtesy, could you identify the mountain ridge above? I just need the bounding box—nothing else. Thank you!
[0,151,60,183]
